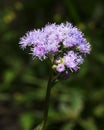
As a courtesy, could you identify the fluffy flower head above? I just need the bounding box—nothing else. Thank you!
[19,22,91,77]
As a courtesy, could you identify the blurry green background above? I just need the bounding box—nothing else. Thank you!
[0,0,104,130]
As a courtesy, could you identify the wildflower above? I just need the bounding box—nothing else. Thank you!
[19,22,91,77]
[19,22,91,130]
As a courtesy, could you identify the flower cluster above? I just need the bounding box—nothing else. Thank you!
[19,22,91,76]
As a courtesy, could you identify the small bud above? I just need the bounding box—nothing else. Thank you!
[61,58,65,64]
[55,57,62,64]
[52,65,57,70]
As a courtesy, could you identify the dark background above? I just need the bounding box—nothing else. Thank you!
[0,0,104,130]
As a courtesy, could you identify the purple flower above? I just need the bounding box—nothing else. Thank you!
[64,51,77,68]
[46,41,59,53]
[19,22,91,75]
[64,51,83,71]
[19,31,33,49]
[32,46,46,59]
[56,64,65,72]
[78,42,91,54]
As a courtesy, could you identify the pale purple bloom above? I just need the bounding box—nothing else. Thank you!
[78,42,91,54]
[76,55,84,64]
[63,36,77,47]
[56,64,65,72]
[32,46,46,59]
[19,22,91,75]
[63,27,83,47]
[19,31,33,49]
[64,51,83,71]
[64,55,77,68]
[46,41,59,53]
[19,22,90,57]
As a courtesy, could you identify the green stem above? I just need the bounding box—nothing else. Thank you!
[39,68,54,130]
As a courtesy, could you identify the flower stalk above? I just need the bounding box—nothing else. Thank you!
[39,62,54,130]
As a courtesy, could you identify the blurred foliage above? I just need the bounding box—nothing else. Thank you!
[0,0,104,130]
